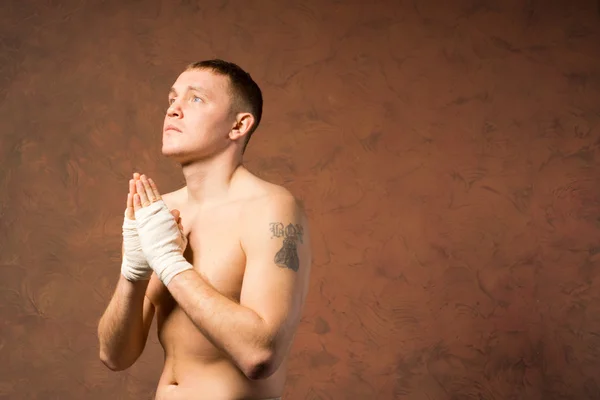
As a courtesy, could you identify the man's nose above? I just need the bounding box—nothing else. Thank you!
[167,102,182,118]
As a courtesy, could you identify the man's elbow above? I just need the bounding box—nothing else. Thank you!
[241,348,281,380]
[99,352,123,372]
[99,349,135,372]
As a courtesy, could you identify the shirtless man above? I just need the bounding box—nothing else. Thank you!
[97,60,312,400]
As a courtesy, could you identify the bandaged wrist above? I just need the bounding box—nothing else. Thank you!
[135,200,192,286]
[121,213,153,281]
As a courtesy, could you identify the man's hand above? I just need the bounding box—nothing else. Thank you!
[121,173,153,281]
[133,174,192,286]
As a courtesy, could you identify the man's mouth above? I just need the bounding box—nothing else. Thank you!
[164,124,182,133]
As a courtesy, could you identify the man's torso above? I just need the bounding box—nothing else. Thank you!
[147,172,288,399]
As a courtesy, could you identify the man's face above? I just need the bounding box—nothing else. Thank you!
[162,68,235,163]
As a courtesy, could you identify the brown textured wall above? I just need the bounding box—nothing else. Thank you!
[1,1,600,399]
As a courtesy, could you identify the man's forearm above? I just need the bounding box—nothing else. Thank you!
[167,269,274,379]
[97,276,152,371]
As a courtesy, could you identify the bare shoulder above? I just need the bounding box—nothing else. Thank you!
[237,171,308,222]
[236,171,310,251]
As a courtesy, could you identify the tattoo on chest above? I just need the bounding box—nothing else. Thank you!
[269,222,303,272]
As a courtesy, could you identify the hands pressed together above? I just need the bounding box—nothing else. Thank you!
[121,173,193,286]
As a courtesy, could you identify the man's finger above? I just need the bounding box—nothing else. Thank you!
[129,179,137,195]
[125,193,134,219]
[136,180,150,206]
[140,175,155,202]
[132,173,141,192]
[133,193,142,212]
[148,178,162,200]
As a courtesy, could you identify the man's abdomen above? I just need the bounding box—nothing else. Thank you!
[155,307,286,400]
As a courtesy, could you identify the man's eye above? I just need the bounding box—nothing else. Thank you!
[192,96,202,103]
[168,98,175,104]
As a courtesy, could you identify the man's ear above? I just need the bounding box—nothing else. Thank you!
[229,112,254,141]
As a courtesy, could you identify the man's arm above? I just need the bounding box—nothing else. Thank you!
[97,180,179,371]
[166,192,312,379]
[97,239,156,371]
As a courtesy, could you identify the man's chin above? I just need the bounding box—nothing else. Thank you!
[163,147,202,167]
[161,146,186,162]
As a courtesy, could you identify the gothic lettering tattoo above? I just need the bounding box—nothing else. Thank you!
[270,222,303,272]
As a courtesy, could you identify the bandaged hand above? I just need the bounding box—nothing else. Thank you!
[133,174,192,286]
[121,177,152,281]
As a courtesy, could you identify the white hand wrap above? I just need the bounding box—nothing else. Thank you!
[121,212,153,281]
[135,200,192,286]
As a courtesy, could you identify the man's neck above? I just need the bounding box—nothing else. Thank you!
[181,154,244,206]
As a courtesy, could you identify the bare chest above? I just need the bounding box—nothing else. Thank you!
[180,207,246,301]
